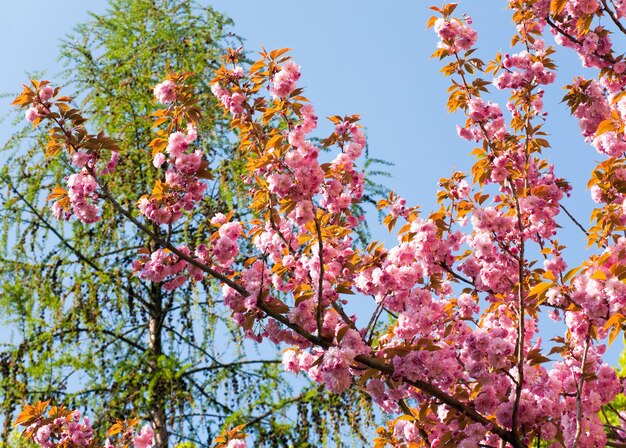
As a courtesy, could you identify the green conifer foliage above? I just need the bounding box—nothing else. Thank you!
[0,1,375,446]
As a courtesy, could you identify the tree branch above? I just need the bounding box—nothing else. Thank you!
[573,338,590,447]
[3,177,152,310]
[182,359,280,377]
[314,217,325,337]
[560,204,590,237]
[44,100,525,448]
[601,0,626,36]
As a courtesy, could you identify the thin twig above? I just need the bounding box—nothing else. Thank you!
[3,179,151,310]
[240,389,311,430]
[182,359,280,377]
[560,204,590,236]
[545,16,616,64]
[601,0,626,36]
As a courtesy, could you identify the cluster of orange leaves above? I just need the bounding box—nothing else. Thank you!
[14,400,140,448]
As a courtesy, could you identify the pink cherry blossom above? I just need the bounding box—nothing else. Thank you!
[133,424,154,448]
[154,79,176,103]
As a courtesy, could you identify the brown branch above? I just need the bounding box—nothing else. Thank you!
[573,338,590,447]
[560,204,590,237]
[601,0,626,36]
[99,173,522,443]
[355,355,525,448]
[240,389,312,430]
[182,359,281,377]
[607,442,626,448]
[269,217,297,256]
[45,326,147,353]
[42,94,526,448]
[509,182,526,441]
[3,179,151,310]
[314,217,325,337]
[330,301,358,331]
[545,16,616,64]
[606,403,626,425]
[438,261,474,287]
[365,301,384,344]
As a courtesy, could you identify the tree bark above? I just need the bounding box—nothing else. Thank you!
[148,283,168,448]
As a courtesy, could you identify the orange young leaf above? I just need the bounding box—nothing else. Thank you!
[595,119,617,137]
[550,0,568,15]
[151,180,167,197]
[152,117,169,128]
[196,161,214,180]
[590,270,607,281]
[269,48,291,59]
[249,60,266,74]
[426,16,438,29]
[14,400,50,427]
[107,421,124,437]
[527,281,552,299]
[608,324,622,346]
[265,133,283,150]
[604,313,624,331]
[47,186,68,202]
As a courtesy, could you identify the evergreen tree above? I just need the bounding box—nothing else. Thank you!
[0,1,375,446]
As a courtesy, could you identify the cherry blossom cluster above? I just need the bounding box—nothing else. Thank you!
[493,48,556,90]
[206,39,625,445]
[54,149,120,224]
[527,0,626,74]
[18,82,121,224]
[153,79,176,104]
[266,118,325,212]
[481,151,568,243]
[457,97,506,142]
[14,2,626,445]
[139,123,207,225]
[269,60,301,98]
[321,122,366,215]
[30,411,94,448]
[122,425,154,448]
[57,171,101,223]
[226,440,247,448]
[568,77,626,163]
[132,246,190,290]
[211,82,245,115]
[210,65,246,115]
[550,2,613,70]
[19,404,154,448]
[133,217,242,290]
[24,85,54,123]
[433,16,477,53]
[209,218,243,267]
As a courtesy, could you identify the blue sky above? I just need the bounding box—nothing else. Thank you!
[1,0,622,364]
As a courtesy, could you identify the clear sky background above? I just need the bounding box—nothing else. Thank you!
[0,0,622,365]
